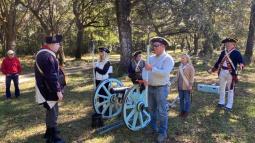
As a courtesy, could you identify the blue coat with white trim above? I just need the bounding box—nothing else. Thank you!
[35,48,61,102]
[213,49,244,76]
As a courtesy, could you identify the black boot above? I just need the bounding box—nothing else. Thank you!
[46,128,65,143]
[44,127,60,139]
[43,127,50,139]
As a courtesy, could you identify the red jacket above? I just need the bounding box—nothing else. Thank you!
[1,57,22,75]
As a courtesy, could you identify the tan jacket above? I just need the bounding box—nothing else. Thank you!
[177,63,195,90]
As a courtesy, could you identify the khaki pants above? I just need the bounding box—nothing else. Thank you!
[219,70,234,109]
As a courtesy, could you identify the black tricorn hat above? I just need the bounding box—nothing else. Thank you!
[133,50,142,57]
[45,34,63,44]
[221,38,238,43]
[99,47,110,53]
[150,37,170,47]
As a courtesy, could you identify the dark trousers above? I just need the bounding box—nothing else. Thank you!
[5,74,20,98]
[96,80,109,113]
[46,103,59,128]
[179,90,191,113]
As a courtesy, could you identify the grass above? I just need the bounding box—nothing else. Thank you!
[0,50,254,143]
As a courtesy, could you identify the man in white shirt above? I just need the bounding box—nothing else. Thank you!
[143,37,174,143]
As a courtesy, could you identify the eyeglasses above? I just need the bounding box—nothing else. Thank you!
[153,44,161,48]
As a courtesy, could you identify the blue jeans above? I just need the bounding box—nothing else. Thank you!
[148,85,169,136]
[5,74,20,98]
[179,90,191,112]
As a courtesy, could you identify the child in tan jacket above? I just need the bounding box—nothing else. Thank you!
[177,54,195,118]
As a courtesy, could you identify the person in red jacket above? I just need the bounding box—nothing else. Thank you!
[1,50,22,99]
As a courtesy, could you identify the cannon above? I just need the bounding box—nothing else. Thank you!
[93,78,151,131]
[93,77,179,133]
[92,44,178,133]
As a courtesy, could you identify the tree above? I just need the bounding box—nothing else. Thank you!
[244,0,255,65]
[18,0,74,62]
[115,0,132,72]
[72,0,110,59]
[0,0,18,52]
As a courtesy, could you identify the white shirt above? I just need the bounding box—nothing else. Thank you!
[95,60,110,80]
[142,51,175,86]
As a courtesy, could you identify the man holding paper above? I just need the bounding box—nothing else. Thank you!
[143,37,174,143]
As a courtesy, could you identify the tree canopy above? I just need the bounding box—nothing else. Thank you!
[0,0,254,65]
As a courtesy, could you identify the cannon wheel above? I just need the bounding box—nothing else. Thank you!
[123,85,151,131]
[93,78,124,118]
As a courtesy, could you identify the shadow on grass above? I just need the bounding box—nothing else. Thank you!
[168,83,255,143]
[0,57,254,143]
[0,79,94,143]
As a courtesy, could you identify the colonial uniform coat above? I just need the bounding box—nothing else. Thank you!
[212,48,244,109]
[35,48,62,109]
[35,34,65,143]
[128,59,145,83]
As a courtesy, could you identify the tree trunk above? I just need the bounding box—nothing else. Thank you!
[56,44,66,64]
[200,23,214,57]
[58,45,65,65]
[180,38,185,52]
[244,1,255,65]
[186,36,191,51]
[115,0,132,73]
[200,33,213,58]
[75,27,83,59]
[6,0,18,51]
[193,33,199,55]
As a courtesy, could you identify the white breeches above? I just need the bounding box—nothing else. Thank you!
[218,70,234,108]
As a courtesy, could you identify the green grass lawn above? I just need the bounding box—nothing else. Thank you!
[0,51,254,143]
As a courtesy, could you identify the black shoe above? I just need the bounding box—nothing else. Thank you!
[43,128,50,139]
[217,104,224,108]
[6,97,12,100]
[178,112,184,117]
[44,128,60,139]
[157,133,167,143]
[46,128,65,143]
[182,112,189,118]
[225,107,232,112]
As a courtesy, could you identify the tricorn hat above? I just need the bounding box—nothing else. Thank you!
[45,34,63,44]
[150,37,170,47]
[132,50,142,57]
[99,47,110,53]
[221,38,238,43]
